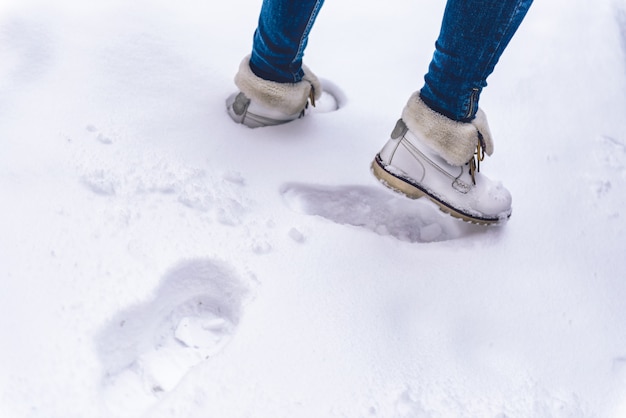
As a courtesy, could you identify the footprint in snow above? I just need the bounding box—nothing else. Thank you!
[280,182,485,243]
[97,259,249,416]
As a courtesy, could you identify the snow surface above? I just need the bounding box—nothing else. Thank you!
[1,0,626,416]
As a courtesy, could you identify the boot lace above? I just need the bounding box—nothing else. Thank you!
[469,131,486,185]
[300,85,317,117]
[308,86,316,108]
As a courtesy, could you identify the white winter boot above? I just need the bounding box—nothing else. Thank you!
[372,92,512,224]
[226,55,335,128]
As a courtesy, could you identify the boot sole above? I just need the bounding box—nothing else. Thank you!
[371,154,509,225]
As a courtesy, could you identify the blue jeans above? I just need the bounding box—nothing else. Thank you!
[420,0,534,121]
[249,0,533,121]
[250,0,325,83]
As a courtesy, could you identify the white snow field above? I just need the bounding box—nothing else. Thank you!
[1,0,626,416]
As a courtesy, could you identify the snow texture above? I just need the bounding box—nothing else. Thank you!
[1,0,626,417]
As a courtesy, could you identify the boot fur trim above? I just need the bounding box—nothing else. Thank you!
[234,55,322,116]
[401,92,494,166]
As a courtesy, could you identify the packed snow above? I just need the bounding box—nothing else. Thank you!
[1,0,626,416]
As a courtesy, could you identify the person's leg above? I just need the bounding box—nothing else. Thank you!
[250,0,326,83]
[227,0,332,128]
[372,0,534,224]
[420,0,534,122]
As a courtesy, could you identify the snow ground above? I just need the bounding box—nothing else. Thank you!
[1,0,626,416]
